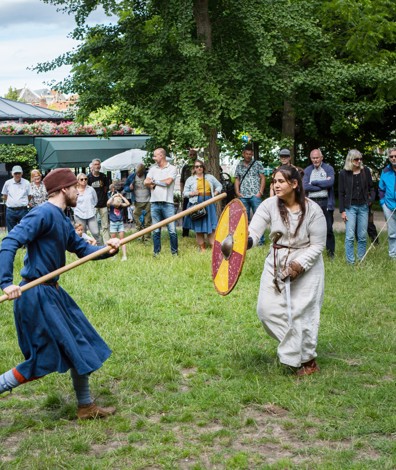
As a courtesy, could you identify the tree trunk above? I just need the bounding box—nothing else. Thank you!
[282,100,296,163]
[193,0,221,179]
[206,127,221,178]
[193,0,212,49]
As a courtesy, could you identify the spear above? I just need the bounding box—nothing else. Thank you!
[0,193,227,303]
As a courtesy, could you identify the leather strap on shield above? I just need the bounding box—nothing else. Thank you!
[212,199,248,295]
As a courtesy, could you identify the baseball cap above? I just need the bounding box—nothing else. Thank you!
[12,165,23,174]
[279,149,291,157]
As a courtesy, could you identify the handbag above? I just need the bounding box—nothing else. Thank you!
[190,174,207,221]
[191,205,207,220]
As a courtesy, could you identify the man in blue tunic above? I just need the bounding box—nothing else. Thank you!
[0,168,120,420]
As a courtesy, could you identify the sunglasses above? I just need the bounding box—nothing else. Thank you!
[353,158,363,161]
[389,155,396,159]
[79,178,88,181]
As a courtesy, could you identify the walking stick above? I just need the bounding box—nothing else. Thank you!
[0,193,227,303]
[359,206,396,264]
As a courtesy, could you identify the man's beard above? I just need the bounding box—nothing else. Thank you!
[64,193,77,207]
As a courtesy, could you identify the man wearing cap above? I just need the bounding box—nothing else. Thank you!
[303,149,335,258]
[1,165,32,232]
[234,144,266,221]
[269,149,292,196]
[0,168,120,420]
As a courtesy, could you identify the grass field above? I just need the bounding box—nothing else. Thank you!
[0,228,395,469]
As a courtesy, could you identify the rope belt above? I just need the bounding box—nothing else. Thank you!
[272,242,296,293]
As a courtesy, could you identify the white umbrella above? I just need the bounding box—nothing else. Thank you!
[101,149,147,171]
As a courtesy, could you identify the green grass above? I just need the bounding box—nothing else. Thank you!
[0,229,395,469]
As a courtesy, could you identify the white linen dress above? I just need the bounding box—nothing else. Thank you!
[249,197,326,367]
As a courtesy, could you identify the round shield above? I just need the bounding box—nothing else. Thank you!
[212,199,248,296]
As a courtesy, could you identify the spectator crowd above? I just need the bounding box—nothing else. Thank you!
[1,146,395,264]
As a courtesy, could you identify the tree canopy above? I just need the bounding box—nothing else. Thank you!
[38,0,396,172]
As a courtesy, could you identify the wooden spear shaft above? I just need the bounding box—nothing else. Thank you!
[0,193,227,303]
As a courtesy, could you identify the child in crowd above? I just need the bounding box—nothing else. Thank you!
[74,222,97,245]
[107,193,130,261]
[107,183,118,199]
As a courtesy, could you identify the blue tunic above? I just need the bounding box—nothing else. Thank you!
[0,202,112,379]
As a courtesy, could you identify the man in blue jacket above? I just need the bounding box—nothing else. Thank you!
[379,148,396,259]
[303,149,335,258]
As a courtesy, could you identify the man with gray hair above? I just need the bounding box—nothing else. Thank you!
[303,149,335,258]
[379,148,396,259]
[88,158,110,243]
[2,165,32,232]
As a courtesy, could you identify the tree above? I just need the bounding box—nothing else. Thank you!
[38,0,396,172]
[37,0,284,175]
[4,87,19,101]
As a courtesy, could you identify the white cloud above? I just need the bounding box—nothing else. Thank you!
[0,0,114,96]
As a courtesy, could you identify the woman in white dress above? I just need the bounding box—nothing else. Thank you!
[248,165,326,376]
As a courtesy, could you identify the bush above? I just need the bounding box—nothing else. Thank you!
[0,144,38,174]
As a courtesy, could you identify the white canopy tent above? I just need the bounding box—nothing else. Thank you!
[101,148,148,171]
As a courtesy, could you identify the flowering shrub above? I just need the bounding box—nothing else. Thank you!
[0,121,136,137]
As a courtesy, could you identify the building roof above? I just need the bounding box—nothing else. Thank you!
[0,97,64,122]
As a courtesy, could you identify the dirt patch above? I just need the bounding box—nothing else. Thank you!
[0,402,385,467]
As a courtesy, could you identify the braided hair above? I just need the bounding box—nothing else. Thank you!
[274,165,306,237]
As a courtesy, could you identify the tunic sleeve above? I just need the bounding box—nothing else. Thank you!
[0,208,47,289]
[293,203,326,271]
[66,221,113,260]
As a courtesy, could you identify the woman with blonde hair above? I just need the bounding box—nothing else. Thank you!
[30,169,48,207]
[338,149,375,264]
[74,173,100,244]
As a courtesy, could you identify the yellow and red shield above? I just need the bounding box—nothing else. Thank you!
[212,199,248,296]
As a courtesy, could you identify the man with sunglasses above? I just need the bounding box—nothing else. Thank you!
[379,149,396,259]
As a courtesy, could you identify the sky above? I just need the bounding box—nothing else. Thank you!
[0,0,113,97]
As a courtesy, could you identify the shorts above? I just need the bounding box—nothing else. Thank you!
[110,220,125,233]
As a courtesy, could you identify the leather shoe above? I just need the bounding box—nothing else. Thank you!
[297,359,320,377]
[77,403,116,420]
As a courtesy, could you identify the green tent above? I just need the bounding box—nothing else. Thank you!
[34,135,150,169]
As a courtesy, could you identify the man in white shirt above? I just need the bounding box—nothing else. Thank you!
[2,165,32,232]
[144,148,178,256]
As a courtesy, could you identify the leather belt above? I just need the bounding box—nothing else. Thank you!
[7,206,27,210]
[22,278,59,289]
[310,197,328,201]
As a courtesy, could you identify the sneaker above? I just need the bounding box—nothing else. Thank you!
[121,255,127,262]
[153,252,160,258]
[297,359,320,377]
[77,403,116,420]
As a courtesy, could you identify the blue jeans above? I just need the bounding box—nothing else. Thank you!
[6,207,28,233]
[151,202,178,254]
[240,196,264,244]
[383,205,396,259]
[345,204,369,264]
[240,196,262,220]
